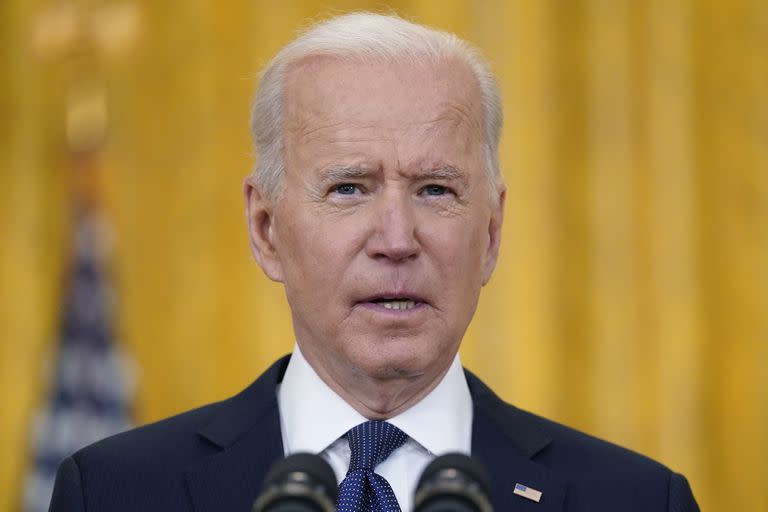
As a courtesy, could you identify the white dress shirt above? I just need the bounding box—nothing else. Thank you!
[277,343,473,512]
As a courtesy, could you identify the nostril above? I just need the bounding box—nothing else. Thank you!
[367,233,420,262]
[371,248,419,262]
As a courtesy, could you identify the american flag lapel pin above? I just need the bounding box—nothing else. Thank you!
[514,482,543,503]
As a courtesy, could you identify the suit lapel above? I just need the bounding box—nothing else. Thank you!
[467,371,567,511]
[184,357,290,512]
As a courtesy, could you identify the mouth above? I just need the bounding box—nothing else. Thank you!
[355,294,429,312]
[369,298,418,310]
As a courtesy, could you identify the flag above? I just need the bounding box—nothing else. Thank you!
[514,482,543,503]
[23,215,135,512]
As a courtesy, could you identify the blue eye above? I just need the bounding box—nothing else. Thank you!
[334,184,359,195]
[424,185,449,196]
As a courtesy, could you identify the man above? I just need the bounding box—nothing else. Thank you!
[50,13,699,512]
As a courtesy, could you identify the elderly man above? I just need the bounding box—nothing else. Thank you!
[50,13,699,512]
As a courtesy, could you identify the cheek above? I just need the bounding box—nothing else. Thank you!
[274,210,320,285]
[278,209,367,286]
[428,217,489,278]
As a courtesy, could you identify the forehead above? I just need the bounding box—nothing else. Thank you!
[282,55,484,147]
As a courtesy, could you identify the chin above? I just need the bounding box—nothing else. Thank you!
[349,344,440,381]
[350,357,419,380]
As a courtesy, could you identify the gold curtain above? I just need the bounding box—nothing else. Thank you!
[2,1,766,511]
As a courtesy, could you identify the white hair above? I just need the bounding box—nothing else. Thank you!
[250,12,503,200]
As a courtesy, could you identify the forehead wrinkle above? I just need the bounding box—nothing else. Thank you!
[286,119,346,141]
[290,120,391,148]
[405,106,482,153]
[437,101,482,136]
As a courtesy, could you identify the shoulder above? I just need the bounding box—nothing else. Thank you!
[513,409,697,511]
[71,355,289,472]
[50,357,289,511]
[466,368,670,475]
[515,406,671,478]
[50,400,230,511]
[71,398,225,473]
[465,370,699,511]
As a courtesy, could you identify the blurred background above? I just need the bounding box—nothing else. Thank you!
[1,1,766,510]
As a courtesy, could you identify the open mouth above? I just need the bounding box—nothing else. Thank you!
[370,298,418,310]
[357,294,428,312]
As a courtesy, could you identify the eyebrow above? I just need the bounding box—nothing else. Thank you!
[316,164,469,186]
[317,165,369,183]
[412,165,468,184]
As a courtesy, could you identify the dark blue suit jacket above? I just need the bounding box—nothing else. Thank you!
[50,356,699,511]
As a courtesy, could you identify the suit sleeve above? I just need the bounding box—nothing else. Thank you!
[49,456,86,512]
[668,472,700,512]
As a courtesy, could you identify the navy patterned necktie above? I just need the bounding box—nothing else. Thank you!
[336,420,408,512]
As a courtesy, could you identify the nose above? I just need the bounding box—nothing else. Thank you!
[365,193,421,262]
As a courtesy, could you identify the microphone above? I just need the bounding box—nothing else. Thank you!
[252,453,338,512]
[413,453,493,512]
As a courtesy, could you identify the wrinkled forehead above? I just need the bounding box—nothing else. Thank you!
[281,55,484,137]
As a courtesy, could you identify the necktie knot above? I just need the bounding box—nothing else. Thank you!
[337,421,406,511]
[346,420,408,472]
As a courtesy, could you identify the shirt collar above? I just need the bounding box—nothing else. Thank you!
[277,343,473,456]
[278,343,367,455]
[388,355,473,456]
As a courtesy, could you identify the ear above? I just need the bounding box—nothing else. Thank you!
[481,185,506,286]
[243,176,284,282]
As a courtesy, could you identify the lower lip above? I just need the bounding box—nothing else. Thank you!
[355,302,429,316]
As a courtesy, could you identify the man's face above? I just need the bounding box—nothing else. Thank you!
[248,56,504,394]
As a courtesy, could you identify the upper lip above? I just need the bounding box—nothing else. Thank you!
[356,292,429,304]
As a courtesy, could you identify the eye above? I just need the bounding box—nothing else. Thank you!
[333,183,360,195]
[422,184,451,196]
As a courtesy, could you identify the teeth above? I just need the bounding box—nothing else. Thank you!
[381,300,416,310]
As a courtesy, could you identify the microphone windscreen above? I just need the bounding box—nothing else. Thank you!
[254,453,337,512]
[262,453,338,501]
[414,453,492,512]
[417,453,490,496]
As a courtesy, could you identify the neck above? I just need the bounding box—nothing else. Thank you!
[299,344,454,420]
